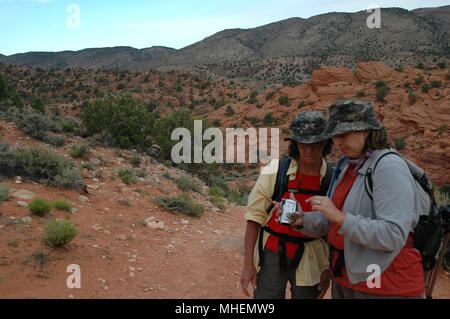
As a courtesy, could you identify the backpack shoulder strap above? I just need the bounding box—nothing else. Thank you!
[365,148,400,201]
[265,157,291,214]
[320,161,334,196]
[327,156,347,198]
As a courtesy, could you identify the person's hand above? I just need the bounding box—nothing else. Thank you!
[240,263,258,297]
[306,196,346,225]
[316,269,331,299]
[273,193,304,228]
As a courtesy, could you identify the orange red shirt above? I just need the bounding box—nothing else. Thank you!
[265,172,321,258]
[328,164,425,296]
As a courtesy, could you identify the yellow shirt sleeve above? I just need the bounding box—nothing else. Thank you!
[244,159,279,226]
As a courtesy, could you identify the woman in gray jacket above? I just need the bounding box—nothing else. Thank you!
[280,100,425,299]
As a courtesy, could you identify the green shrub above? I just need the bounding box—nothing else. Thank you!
[376,85,390,102]
[430,80,442,89]
[0,184,9,204]
[0,73,9,101]
[394,137,407,150]
[130,155,142,167]
[262,112,276,126]
[43,134,66,147]
[210,195,227,210]
[228,189,248,205]
[210,195,224,204]
[225,105,235,116]
[11,93,23,109]
[135,170,147,178]
[177,175,202,193]
[297,101,305,109]
[278,96,289,105]
[82,93,155,149]
[248,91,258,104]
[356,91,365,98]
[20,111,59,140]
[69,144,89,158]
[208,186,225,197]
[155,193,204,217]
[374,81,387,89]
[414,76,424,85]
[118,169,137,185]
[52,199,73,212]
[32,98,45,114]
[228,183,251,205]
[206,174,230,197]
[421,83,430,93]
[60,120,75,133]
[265,90,275,101]
[29,198,52,217]
[43,219,77,247]
[438,184,450,197]
[81,162,94,171]
[0,143,83,189]
[408,93,417,105]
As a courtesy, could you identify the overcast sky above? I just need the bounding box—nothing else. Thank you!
[0,0,448,55]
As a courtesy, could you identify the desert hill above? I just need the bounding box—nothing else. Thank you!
[1,6,449,87]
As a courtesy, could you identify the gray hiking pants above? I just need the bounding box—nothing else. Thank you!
[253,248,320,299]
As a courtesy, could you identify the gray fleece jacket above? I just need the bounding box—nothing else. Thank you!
[300,150,420,285]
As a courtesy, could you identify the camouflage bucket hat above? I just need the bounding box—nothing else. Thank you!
[325,100,383,136]
[284,110,331,144]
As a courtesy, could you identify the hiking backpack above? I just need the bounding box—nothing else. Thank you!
[363,148,443,271]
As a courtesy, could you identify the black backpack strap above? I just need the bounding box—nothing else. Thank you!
[287,188,323,195]
[327,156,347,198]
[259,157,292,267]
[365,151,398,200]
[332,247,345,278]
[262,226,316,270]
[258,226,265,267]
[320,161,334,196]
[264,157,292,216]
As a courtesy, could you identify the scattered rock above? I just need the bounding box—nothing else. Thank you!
[79,195,89,203]
[181,219,189,226]
[89,158,102,166]
[22,217,32,224]
[144,216,156,225]
[146,221,165,230]
[87,184,99,190]
[92,224,103,231]
[156,222,165,230]
[11,189,35,201]
[115,234,127,241]
[213,230,225,235]
[70,208,78,215]
[17,201,28,208]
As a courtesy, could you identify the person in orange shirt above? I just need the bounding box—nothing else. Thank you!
[285,100,425,299]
